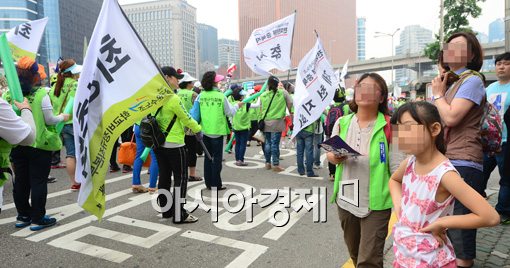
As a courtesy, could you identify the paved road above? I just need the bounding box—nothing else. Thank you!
[0,143,501,268]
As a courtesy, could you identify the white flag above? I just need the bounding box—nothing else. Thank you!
[292,38,339,139]
[243,13,295,76]
[6,17,48,61]
[74,0,173,219]
[338,60,349,89]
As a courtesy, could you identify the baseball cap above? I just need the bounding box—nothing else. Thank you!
[179,72,197,83]
[214,74,225,83]
[161,66,184,79]
[64,64,83,74]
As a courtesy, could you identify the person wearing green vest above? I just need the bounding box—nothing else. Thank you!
[260,76,293,172]
[49,59,82,191]
[0,97,36,215]
[155,66,202,224]
[231,84,260,166]
[177,72,202,182]
[326,73,403,267]
[5,57,69,231]
[248,84,263,146]
[190,71,243,190]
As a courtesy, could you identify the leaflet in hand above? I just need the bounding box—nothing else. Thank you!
[320,135,362,157]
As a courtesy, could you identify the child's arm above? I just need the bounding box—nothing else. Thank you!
[420,171,500,245]
[389,158,408,220]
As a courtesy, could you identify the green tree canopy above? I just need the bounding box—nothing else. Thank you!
[424,0,485,61]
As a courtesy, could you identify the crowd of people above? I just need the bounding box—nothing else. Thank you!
[0,30,509,267]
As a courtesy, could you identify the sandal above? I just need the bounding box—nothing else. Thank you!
[148,187,157,194]
[132,185,148,193]
[189,176,203,181]
[174,214,198,224]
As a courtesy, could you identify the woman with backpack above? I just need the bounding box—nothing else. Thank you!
[259,76,293,172]
[326,73,402,267]
[325,88,350,181]
[154,66,202,223]
[431,32,486,267]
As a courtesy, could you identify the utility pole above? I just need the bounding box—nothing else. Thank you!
[506,0,510,51]
[439,0,445,44]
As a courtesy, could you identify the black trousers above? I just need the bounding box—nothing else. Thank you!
[155,146,189,222]
[11,146,51,222]
[184,135,198,167]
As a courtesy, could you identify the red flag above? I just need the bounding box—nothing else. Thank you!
[227,63,237,75]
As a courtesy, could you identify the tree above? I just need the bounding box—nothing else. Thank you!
[424,0,485,61]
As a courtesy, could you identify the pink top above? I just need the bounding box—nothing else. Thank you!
[393,156,457,268]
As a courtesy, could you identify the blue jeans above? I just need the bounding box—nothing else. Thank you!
[203,136,224,188]
[483,142,510,216]
[234,130,249,162]
[133,125,159,188]
[61,124,76,158]
[264,132,281,166]
[296,131,314,176]
[313,133,323,166]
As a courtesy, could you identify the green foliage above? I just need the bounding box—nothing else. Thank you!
[424,0,485,62]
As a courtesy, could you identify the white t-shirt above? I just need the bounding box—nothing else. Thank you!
[0,98,31,145]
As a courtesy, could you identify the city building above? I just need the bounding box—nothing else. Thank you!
[489,18,505,43]
[197,23,218,65]
[218,39,239,68]
[0,0,48,66]
[44,0,62,66]
[238,0,356,78]
[59,0,102,64]
[394,25,432,87]
[477,32,489,44]
[357,17,366,61]
[122,0,198,77]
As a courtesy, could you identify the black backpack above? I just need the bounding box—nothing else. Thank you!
[139,108,177,149]
[325,104,344,137]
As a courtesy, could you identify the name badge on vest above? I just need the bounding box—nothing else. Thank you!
[379,142,386,163]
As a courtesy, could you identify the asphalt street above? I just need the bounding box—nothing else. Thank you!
[0,141,501,268]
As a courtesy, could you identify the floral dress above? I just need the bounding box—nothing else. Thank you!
[393,156,457,268]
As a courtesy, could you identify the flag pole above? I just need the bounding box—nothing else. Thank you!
[286,10,297,84]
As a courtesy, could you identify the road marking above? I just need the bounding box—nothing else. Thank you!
[341,212,397,268]
[47,216,180,263]
[1,171,147,211]
[181,230,268,268]
[225,160,265,169]
[27,194,150,242]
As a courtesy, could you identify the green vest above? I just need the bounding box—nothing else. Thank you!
[330,112,392,211]
[50,78,77,125]
[177,89,195,112]
[5,88,62,151]
[199,90,229,135]
[0,139,11,186]
[156,95,201,144]
[248,97,260,121]
[260,89,286,121]
[233,105,251,131]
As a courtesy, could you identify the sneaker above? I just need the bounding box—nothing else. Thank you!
[47,176,57,183]
[235,160,242,166]
[329,175,335,181]
[71,183,81,192]
[313,165,322,170]
[501,214,510,225]
[239,161,249,166]
[174,214,198,224]
[109,165,121,173]
[30,215,57,231]
[122,165,133,173]
[265,163,272,170]
[15,216,31,228]
[272,166,285,172]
